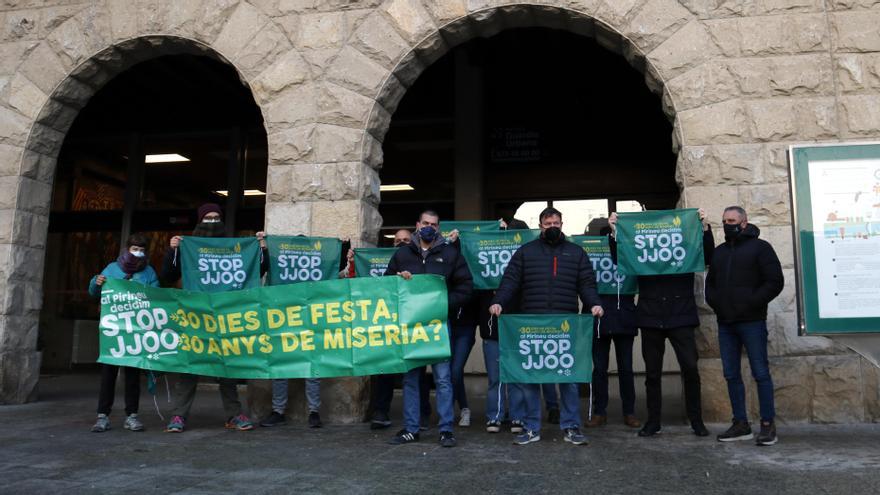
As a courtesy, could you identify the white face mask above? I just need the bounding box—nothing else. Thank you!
[130,250,146,258]
[202,218,221,224]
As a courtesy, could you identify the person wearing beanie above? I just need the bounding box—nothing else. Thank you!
[161,203,269,433]
[87,233,159,433]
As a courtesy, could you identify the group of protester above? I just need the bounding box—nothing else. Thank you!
[88,201,784,449]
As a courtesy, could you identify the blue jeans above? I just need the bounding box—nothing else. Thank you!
[404,361,453,433]
[592,335,636,416]
[450,326,476,410]
[271,378,321,414]
[483,339,525,422]
[521,382,581,433]
[718,320,775,422]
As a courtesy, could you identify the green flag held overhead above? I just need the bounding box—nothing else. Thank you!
[615,208,705,276]
[440,220,501,238]
[460,230,540,289]
[570,235,638,295]
[97,275,450,379]
[499,314,593,384]
[266,236,341,285]
[179,237,262,293]
[353,248,397,278]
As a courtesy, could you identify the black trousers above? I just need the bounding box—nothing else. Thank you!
[641,326,702,423]
[97,364,140,416]
[372,368,432,417]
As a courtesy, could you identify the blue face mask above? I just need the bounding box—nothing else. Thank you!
[419,226,438,243]
[131,250,146,258]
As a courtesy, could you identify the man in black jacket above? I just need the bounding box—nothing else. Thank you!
[609,208,714,438]
[385,210,473,447]
[706,206,784,446]
[490,207,604,446]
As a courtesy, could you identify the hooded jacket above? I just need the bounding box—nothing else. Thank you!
[88,261,159,297]
[705,223,784,324]
[384,233,474,321]
[492,234,602,315]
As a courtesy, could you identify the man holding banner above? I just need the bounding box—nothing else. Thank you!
[610,208,714,438]
[385,211,473,447]
[490,207,603,446]
[160,203,267,433]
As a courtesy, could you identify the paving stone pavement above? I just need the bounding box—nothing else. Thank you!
[2,374,880,494]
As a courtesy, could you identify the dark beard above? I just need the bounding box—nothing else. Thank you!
[192,221,226,238]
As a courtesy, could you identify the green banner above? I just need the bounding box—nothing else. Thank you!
[440,220,501,238]
[615,208,705,276]
[499,314,593,384]
[460,230,540,289]
[266,236,341,285]
[97,275,451,378]
[180,237,262,293]
[570,235,638,295]
[353,248,397,278]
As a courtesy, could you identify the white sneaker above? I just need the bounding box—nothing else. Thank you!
[124,413,144,432]
[458,408,471,427]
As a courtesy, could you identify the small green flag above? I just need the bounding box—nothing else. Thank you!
[460,230,540,289]
[615,208,705,276]
[353,248,397,278]
[179,237,262,293]
[570,235,638,295]
[499,314,593,384]
[266,236,342,285]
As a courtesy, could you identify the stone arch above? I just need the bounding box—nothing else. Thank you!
[350,1,715,171]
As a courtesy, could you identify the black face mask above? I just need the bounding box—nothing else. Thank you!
[192,221,226,238]
[723,223,743,239]
[542,227,563,244]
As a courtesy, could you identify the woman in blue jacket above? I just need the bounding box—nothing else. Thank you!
[87,233,159,432]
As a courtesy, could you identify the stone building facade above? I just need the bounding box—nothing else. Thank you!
[1,0,879,423]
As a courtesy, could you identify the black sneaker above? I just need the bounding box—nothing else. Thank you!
[259,411,286,427]
[547,407,560,425]
[756,420,777,446]
[717,420,753,442]
[691,420,710,437]
[388,429,419,445]
[486,421,501,433]
[308,411,323,428]
[439,431,457,448]
[510,420,524,434]
[638,421,661,437]
[370,411,392,430]
[563,427,588,445]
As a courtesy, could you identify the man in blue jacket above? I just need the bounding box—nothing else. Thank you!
[706,206,783,446]
[385,210,473,448]
[490,207,604,446]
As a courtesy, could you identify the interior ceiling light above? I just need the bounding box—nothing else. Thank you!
[145,153,190,163]
[213,189,266,197]
[379,184,414,192]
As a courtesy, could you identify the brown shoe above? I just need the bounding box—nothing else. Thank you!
[586,415,607,427]
[624,415,642,428]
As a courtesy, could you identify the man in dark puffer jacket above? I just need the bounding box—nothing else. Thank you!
[706,206,783,447]
[609,208,715,438]
[385,210,473,448]
[490,207,603,446]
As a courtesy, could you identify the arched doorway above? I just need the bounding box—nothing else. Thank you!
[376,25,684,420]
[38,48,267,374]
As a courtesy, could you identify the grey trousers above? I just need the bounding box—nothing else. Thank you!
[271,378,321,414]
[170,373,243,419]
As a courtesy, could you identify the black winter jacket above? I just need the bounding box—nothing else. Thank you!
[611,227,715,329]
[384,238,473,321]
[594,294,638,337]
[492,236,602,315]
[705,224,784,324]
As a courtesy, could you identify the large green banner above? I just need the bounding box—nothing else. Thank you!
[180,237,262,293]
[440,220,501,238]
[266,236,341,285]
[570,235,638,295]
[615,208,705,276]
[97,276,450,378]
[499,314,593,384]
[460,230,540,289]
[353,248,397,278]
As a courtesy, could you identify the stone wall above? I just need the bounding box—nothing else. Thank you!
[1,0,879,423]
